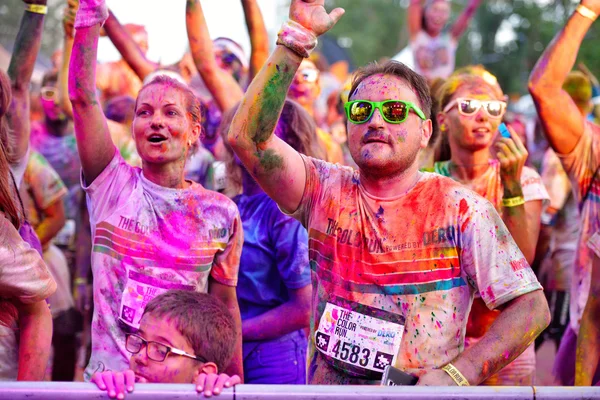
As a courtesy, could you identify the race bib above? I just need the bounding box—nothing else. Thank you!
[315,299,405,379]
[118,268,194,331]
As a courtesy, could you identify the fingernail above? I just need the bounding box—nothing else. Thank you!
[214,388,221,394]
[128,386,133,392]
[225,382,230,387]
[204,391,212,397]
[117,393,124,400]
[196,386,203,391]
[109,391,116,397]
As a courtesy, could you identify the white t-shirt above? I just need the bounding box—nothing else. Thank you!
[410,31,457,81]
[83,151,242,379]
[0,212,57,380]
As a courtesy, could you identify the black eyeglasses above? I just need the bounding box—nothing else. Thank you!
[125,333,207,363]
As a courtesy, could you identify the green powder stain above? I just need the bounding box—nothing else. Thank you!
[249,63,294,145]
[257,148,284,171]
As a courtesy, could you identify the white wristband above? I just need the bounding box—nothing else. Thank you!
[276,20,317,58]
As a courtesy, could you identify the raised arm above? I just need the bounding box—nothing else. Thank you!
[185,0,243,111]
[496,126,542,264]
[228,0,343,213]
[69,0,115,184]
[528,0,600,154]
[450,0,483,40]
[102,10,158,81]
[58,1,76,119]
[6,0,46,163]
[241,0,270,80]
[407,0,423,39]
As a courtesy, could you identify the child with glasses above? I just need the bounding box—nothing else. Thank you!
[93,290,240,398]
[433,66,549,385]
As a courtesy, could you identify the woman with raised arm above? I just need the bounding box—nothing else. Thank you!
[408,0,482,82]
[68,0,244,381]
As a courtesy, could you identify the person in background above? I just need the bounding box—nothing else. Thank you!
[528,0,600,386]
[434,66,549,385]
[408,0,483,82]
[1,65,56,381]
[19,151,79,381]
[220,99,322,384]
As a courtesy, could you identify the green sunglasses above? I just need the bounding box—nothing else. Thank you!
[345,100,426,124]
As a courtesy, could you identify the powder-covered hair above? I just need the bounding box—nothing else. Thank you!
[436,65,504,111]
[143,290,235,372]
[349,60,433,119]
[136,75,202,126]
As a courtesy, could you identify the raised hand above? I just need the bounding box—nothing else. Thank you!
[289,0,344,37]
[63,0,78,38]
[495,125,528,197]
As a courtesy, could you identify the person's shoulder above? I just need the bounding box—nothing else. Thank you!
[191,184,240,216]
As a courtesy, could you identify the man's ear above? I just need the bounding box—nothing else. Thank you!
[421,119,433,149]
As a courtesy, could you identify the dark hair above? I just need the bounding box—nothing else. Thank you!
[41,70,58,88]
[143,290,236,372]
[0,70,22,229]
[218,99,326,195]
[136,75,202,126]
[349,60,433,120]
[104,95,136,124]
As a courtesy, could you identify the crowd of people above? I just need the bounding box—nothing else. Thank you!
[1,0,600,395]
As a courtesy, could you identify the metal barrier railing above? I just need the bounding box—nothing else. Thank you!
[0,382,599,399]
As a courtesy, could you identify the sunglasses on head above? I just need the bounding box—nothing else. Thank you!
[297,68,319,83]
[344,100,427,124]
[41,86,58,101]
[443,97,506,118]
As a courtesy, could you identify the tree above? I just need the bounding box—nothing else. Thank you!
[0,0,64,62]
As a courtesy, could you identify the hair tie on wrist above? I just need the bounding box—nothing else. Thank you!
[276,20,317,58]
[25,4,47,14]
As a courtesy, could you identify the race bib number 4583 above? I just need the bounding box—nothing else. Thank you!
[315,302,404,376]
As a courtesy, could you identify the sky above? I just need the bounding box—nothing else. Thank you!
[99,0,286,64]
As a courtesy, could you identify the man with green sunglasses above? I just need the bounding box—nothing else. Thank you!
[228,0,548,387]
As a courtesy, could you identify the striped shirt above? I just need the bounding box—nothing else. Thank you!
[290,155,541,384]
[83,151,242,380]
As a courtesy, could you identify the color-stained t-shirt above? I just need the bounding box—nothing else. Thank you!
[434,160,549,212]
[19,151,68,230]
[30,122,82,220]
[0,211,56,380]
[82,151,242,380]
[289,155,541,384]
[539,149,580,291]
[234,192,310,321]
[556,122,600,331]
[410,31,457,81]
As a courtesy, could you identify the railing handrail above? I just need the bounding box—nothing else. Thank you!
[0,382,598,399]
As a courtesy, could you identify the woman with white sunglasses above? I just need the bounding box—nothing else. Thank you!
[433,66,549,385]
